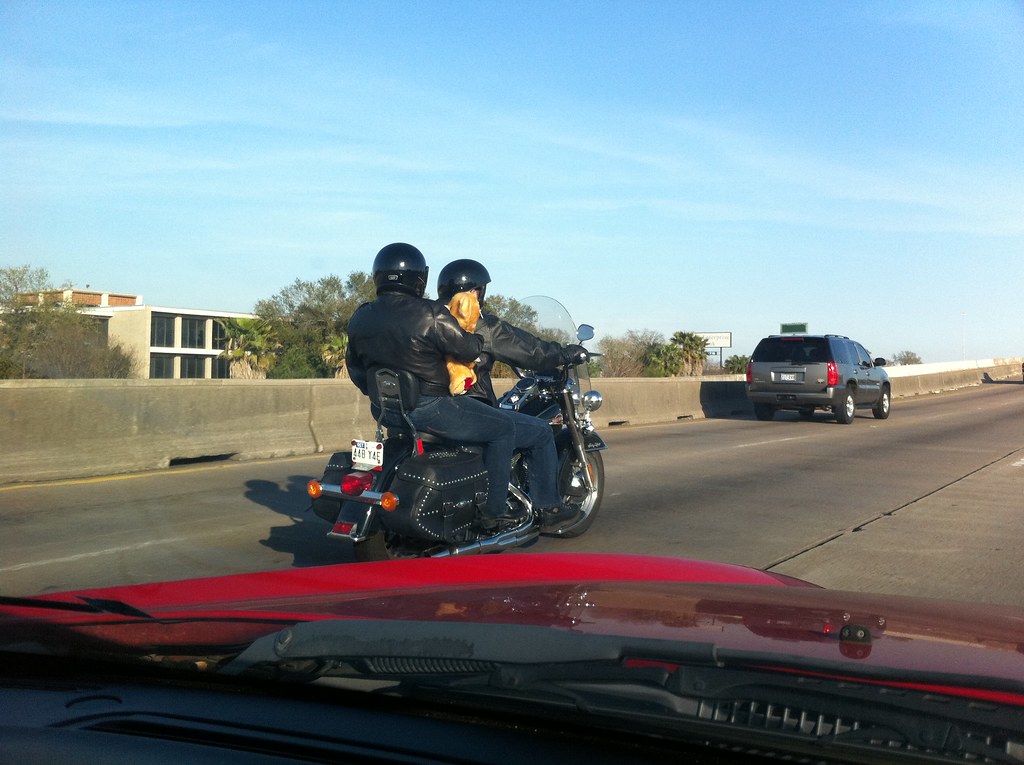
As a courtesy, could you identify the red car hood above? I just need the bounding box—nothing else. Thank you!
[2,553,1023,704]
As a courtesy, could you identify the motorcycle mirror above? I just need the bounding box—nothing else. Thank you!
[576,324,595,342]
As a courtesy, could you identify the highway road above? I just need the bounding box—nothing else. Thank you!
[2,381,1022,606]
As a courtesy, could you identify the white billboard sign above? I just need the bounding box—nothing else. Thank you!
[696,332,732,348]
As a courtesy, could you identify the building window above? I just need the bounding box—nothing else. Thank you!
[150,354,174,379]
[212,357,231,379]
[151,314,175,348]
[180,356,206,379]
[212,320,228,350]
[182,317,206,349]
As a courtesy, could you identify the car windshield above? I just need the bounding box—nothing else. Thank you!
[2,4,1023,764]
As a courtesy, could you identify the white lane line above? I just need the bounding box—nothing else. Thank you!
[735,436,811,449]
[0,537,186,573]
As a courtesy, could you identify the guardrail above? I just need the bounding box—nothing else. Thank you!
[2,358,1020,484]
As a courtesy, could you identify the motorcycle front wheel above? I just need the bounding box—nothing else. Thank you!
[550,450,604,538]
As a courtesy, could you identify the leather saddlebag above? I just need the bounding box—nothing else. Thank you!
[385,448,488,543]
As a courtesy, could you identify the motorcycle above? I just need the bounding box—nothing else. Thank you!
[307,296,607,562]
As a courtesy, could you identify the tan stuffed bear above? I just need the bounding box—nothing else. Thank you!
[446,290,481,395]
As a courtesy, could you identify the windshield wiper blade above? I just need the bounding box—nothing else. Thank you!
[222,618,718,678]
[0,595,154,620]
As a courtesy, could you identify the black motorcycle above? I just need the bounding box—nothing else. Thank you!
[307,296,606,561]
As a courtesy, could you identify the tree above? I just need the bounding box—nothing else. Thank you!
[671,331,710,376]
[320,334,348,378]
[597,330,667,377]
[484,295,539,333]
[724,354,751,374]
[892,350,922,365]
[646,342,685,377]
[218,317,280,379]
[1,264,52,306]
[1,265,136,379]
[19,304,138,379]
[254,273,374,378]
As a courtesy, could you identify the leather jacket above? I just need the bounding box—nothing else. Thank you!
[346,292,484,398]
[468,311,566,405]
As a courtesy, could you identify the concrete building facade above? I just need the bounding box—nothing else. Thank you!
[29,289,255,379]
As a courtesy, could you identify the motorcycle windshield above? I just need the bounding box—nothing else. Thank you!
[519,295,592,391]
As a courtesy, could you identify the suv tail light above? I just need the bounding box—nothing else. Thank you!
[827,361,839,387]
[746,362,753,384]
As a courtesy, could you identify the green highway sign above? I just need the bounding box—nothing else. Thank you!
[780,322,808,334]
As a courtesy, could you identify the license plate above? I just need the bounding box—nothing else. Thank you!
[779,372,802,382]
[351,439,384,468]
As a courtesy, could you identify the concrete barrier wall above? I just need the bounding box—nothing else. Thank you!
[2,358,1020,484]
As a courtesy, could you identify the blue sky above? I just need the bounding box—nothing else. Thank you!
[2,0,1022,363]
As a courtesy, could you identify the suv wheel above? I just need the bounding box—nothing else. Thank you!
[753,403,776,421]
[833,388,856,425]
[872,387,891,420]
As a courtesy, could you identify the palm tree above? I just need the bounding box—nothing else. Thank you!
[725,354,751,374]
[671,331,710,376]
[217,318,279,379]
[320,333,348,378]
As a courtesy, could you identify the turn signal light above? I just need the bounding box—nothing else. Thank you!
[380,492,399,512]
[341,471,375,495]
[307,480,323,499]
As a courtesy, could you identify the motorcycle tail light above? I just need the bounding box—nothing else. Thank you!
[341,471,374,495]
[380,492,399,512]
[307,480,323,499]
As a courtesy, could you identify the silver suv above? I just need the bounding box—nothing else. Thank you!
[746,335,890,424]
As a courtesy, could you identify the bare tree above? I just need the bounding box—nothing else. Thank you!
[892,350,922,365]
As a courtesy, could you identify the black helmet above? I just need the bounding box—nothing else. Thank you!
[372,243,428,297]
[436,259,491,304]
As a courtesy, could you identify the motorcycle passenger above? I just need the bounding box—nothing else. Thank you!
[436,259,588,407]
[436,259,586,526]
[345,244,577,532]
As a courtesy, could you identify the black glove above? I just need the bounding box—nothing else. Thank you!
[561,344,589,365]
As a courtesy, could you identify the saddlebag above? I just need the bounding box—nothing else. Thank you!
[385,448,488,543]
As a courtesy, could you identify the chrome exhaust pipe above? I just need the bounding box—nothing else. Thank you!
[433,516,538,557]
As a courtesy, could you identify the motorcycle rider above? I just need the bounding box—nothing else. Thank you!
[346,243,578,531]
[435,259,588,407]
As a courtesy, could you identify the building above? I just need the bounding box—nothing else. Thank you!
[26,289,255,379]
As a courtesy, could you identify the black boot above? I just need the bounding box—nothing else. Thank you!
[537,503,582,531]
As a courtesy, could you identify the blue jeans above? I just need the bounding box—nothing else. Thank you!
[383,395,559,518]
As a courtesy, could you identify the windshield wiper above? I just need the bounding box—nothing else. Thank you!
[223,619,1024,764]
[0,595,154,620]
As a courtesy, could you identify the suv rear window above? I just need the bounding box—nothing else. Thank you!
[752,337,830,364]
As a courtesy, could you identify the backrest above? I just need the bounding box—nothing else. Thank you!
[367,367,420,414]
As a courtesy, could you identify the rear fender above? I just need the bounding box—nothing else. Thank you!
[326,500,380,542]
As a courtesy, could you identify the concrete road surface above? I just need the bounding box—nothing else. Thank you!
[2,381,1021,607]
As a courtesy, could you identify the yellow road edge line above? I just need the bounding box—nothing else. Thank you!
[0,453,323,492]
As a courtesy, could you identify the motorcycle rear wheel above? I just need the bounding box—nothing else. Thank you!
[353,532,432,562]
[549,450,604,538]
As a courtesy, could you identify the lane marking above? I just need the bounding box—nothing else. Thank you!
[735,436,811,449]
[0,537,187,573]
